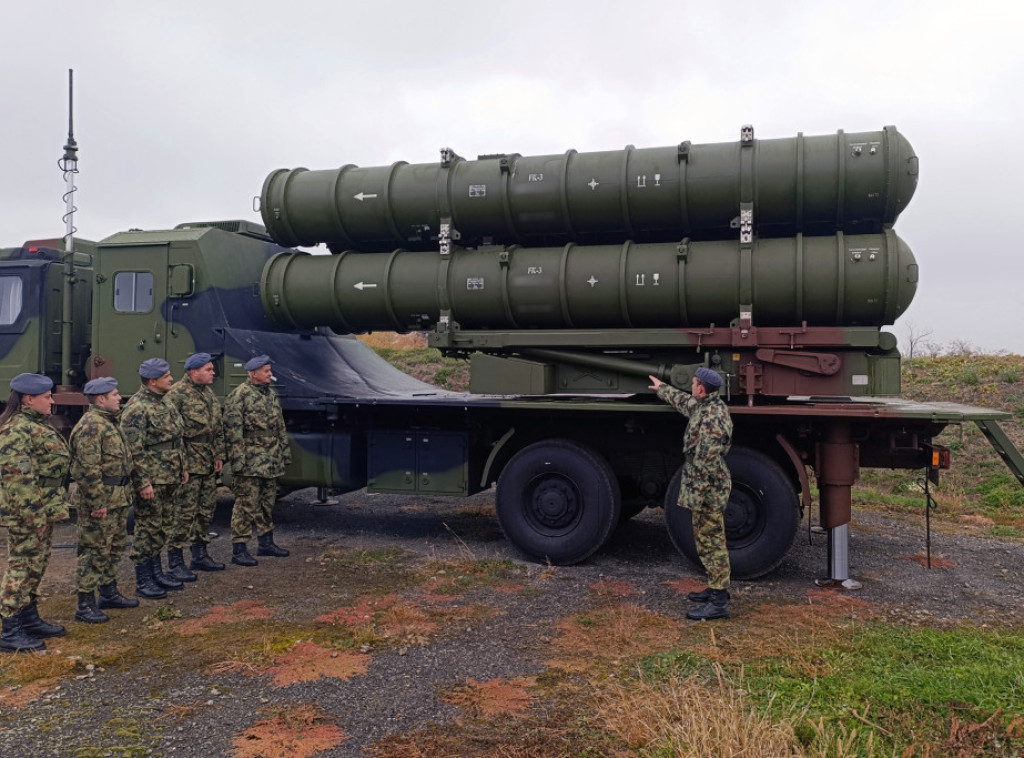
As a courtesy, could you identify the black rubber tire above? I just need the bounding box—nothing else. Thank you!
[665,446,799,579]
[496,439,621,565]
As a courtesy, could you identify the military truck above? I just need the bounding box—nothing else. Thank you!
[3,125,1022,585]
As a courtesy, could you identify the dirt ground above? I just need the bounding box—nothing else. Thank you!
[1,488,1022,757]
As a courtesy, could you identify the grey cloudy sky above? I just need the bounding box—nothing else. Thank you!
[3,0,1022,353]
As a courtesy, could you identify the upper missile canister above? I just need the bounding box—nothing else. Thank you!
[260,126,918,252]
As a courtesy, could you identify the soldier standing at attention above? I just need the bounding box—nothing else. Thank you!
[120,358,188,599]
[166,352,226,576]
[70,377,142,624]
[224,355,291,566]
[649,368,734,620]
[0,373,71,652]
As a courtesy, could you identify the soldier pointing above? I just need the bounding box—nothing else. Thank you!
[649,368,734,620]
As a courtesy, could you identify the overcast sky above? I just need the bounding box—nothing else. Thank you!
[3,0,1022,354]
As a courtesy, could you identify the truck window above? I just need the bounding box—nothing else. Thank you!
[114,271,154,313]
[0,276,23,325]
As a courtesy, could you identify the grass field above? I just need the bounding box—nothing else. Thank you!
[358,339,1024,756]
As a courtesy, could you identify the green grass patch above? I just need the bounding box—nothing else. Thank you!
[371,347,470,391]
[420,557,526,595]
[643,623,1024,754]
[990,524,1024,538]
[977,472,1024,509]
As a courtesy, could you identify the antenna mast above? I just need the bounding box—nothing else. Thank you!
[58,69,78,389]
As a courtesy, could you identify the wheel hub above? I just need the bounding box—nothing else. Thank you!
[530,478,580,529]
[724,484,761,543]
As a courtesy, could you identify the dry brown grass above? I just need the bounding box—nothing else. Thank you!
[663,576,713,596]
[676,591,878,677]
[588,579,641,598]
[897,552,957,569]
[593,673,804,756]
[175,599,275,636]
[546,602,682,672]
[231,702,348,758]
[376,599,438,646]
[0,637,133,708]
[357,332,427,349]
[316,592,400,627]
[442,676,537,718]
[265,642,370,687]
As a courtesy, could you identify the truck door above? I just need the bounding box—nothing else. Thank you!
[92,243,170,377]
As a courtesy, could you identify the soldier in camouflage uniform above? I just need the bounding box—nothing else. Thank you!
[166,352,227,577]
[649,367,734,620]
[224,355,291,566]
[70,377,143,624]
[0,373,71,652]
[120,358,189,599]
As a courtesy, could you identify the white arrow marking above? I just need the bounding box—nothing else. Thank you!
[353,192,379,201]
[354,282,378,290]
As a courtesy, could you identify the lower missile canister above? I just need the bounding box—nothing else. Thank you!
[260,231,917,334]
[260,127,918,252]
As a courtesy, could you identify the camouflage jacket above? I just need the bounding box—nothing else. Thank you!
[166,375,225,475]
[120,385,186,487]
[0,407,72,527]
[657,385,733,482]
[224,379,290,478]
[70,406,141,512]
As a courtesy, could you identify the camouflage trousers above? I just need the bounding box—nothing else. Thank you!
[678,467,732,591]
[130,483,178,563]
[1,521,55,618]
[76,505,129,593]
[230,476,277,543]
[169,473,217,548]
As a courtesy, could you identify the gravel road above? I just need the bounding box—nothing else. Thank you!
[1,488,1022,757]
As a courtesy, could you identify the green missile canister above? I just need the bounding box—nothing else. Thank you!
[260,126,918,252]
[260,230,917,334]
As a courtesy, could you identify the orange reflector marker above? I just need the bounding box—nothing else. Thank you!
[929,445,951,469]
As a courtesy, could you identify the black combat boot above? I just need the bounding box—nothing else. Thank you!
[20,602,66,638]
[1,610,46,653]
[190,543,225,571]
[98,581,139,609]
[686,589,731,621]
[74,592,109,624]
[231,542,258,567]
[135,561,167,600]
[687,587,714,603]
[150,555,184,591]
[257,531,290,557]
[166,548,198,582]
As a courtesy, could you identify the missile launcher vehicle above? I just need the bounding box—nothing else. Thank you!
[3,125,1021,584]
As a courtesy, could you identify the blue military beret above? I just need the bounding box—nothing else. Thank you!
[83,377,119,395]
[184,352,213,371]
[139,358,171,380]
[245,354,272,371]
[695,366,724,390]
[10,373,54,395]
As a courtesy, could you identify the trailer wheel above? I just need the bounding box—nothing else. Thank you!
[496,439,621,565]
[665,446,799,579]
